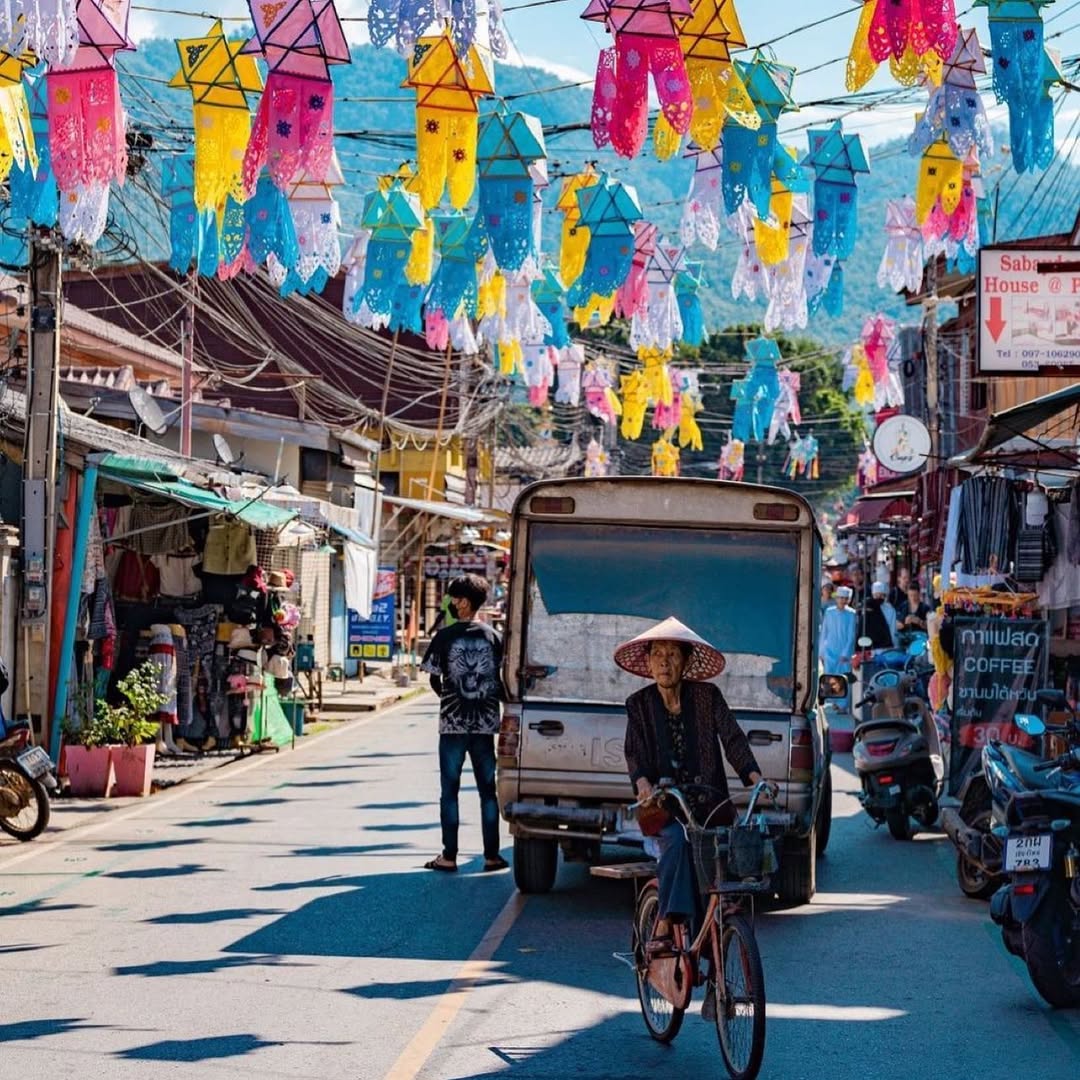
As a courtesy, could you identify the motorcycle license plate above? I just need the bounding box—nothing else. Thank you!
[1004,835,1052,873]
[888,785,901,795]
[15,746,51,780]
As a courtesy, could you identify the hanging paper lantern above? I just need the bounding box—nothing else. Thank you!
[866,0,958,67]
[908,27,991,162]
[784,434,819,480]
[354,179,425,321]
[718,436,744,480]
[368,0,507,60]
[618,368,649,439]
[767,368,801,445]
[426,210,480,346]
[584,437,610,477]
[730,336,781,443]
[568,172,643,322]
[615,220,657,320]
[651,367,681,430]
[653,0,756,157]
[677,382,703,451]
[554,342,584,406]
[764,196,811,333]
[583,0,694,159]
[675,261,706,345]
[877,196,925,294]
[752,149,808,267]
[651,434,680,476]
[273,149,344,286]
[164,152,216,275]
[0,51,34,185]
[804,121,869,261]
[1,0,78,66]
[680,142,723,250]
[630,240,686,352]
[470,102,546,273]
[533,267,571,350]
[582,358,622,423]
[241,0,350,192]
[170,20,262,213]
[721,53,797,218]
[556,163,597,286]
[9,77,57,230]
[404,33,494,210]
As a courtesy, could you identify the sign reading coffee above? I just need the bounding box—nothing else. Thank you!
[949,617,1048,793]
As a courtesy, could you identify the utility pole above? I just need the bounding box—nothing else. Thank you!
[21,232,62,742]
[924,256,940,463]
[180,270,196,457]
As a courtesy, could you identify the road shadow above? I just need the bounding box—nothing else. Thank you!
[362,823,425,833]
[177,817,263,828]
[144,908,284,926]
[348,752,431,760]
[356,801,434,811]
[282,779,361,789]
[97,838,204,853]
[278,844,414,858]
[0,901,90,917]
[344,976,516,1001]
[295,763,384,772]
[105,864,224,880]
[0,943,54,955]
[0,1018,106,1041]
[215,797,295,808]
[113,954,311,979]
[116,1034,281,1062]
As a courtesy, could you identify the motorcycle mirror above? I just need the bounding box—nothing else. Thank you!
[1036,688,1068,711]
[1014,713,1046,737]
[857,636,873,649]
[818,674,849,701]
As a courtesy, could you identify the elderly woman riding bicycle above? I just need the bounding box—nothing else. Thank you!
[618,617,764,957]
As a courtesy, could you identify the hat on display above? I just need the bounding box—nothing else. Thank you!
[613,616,726,681]
[871,581,888,596]
[836,586,853,599]
[267,569,292,591]
[229,627,254,650]
[235,647,261,665]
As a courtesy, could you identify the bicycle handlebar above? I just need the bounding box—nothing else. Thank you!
[630,779,779,828]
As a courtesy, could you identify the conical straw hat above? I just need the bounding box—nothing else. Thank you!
[613,616,726,681]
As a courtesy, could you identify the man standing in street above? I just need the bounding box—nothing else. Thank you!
[421,574,509,874]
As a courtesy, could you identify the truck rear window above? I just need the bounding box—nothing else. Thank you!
[524,522,798,712]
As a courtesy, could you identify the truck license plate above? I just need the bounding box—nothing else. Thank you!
[1004,835,1052,873]
[15,746,52,780]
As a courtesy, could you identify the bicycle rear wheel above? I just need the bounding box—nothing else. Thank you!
[633,884,684,1043]
[712,913,766,1080]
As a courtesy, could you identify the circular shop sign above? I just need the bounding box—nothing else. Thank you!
[872,414,931,474]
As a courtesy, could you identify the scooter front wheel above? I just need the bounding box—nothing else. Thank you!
[0,765,49,841]
[885,810,912,841]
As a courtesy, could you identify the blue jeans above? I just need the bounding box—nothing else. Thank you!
[439,733,500,861]
[656,822,699,924]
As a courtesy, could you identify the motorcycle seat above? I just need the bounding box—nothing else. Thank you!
[996,745,1056,792]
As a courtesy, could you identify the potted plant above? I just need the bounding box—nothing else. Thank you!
[99,663,167,797]
[62,691,115,799]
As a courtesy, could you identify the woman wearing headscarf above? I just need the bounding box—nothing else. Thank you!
[617,617,763,957]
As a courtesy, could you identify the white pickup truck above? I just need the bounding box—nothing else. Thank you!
[496,477,832,905]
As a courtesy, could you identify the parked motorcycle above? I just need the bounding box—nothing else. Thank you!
[0,660,55,842]
[852,666,944,840]
[942,760,1005,900]
[989,691,1080,1008]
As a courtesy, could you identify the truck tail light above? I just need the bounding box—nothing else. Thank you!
[497,706,521,764]
[789,726,814,783]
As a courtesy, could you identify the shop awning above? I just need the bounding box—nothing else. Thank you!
[329,522,376,548]
[382,495,503,524]
[843,492,914,528]
[95,453,297,531]
[963,383,1080,459]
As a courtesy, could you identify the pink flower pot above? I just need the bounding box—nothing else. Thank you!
[65,745,115,798]
[110,744,156,798]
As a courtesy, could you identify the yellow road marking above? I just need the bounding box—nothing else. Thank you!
[384,890,528,1080]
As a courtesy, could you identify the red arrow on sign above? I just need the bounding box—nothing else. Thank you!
[985,296,1007,343]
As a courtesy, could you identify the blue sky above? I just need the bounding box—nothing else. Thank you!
[129,0,1080,147]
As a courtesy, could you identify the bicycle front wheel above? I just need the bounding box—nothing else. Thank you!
[633,883,684,1043]
[712,913,766,1080]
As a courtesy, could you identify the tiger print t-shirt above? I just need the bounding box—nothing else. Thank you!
[421,620,503,735]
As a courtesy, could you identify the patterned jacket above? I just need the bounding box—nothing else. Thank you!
[624,681,760,825]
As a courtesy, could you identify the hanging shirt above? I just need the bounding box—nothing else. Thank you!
[151,554,202,598]
[421,620,503,736]
[202,519,257,575]
[819,605,857,674]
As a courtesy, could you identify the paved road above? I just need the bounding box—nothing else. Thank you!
[2,695,1080,1079]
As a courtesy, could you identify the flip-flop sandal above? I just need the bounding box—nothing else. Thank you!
[646,936,676,958]
[482,857,509,872]
[423,858,457,873]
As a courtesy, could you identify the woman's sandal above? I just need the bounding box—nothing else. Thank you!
[646,935,676,958]
[423,857,458,873]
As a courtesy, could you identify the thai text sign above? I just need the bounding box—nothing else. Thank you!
[978,248,1080,373]
[348,566,396,662]
[949,617,1048,794]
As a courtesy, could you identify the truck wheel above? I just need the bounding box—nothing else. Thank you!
[815,772,833,858]
[513,836,558,894]
[776,830,816,906]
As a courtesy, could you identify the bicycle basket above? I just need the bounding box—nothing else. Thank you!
[689,827,726,894]
[727,825,777,881]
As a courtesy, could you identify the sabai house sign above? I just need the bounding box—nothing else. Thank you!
[872,414,931,475]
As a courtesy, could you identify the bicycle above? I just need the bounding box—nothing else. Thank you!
[629,780,779,1080]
